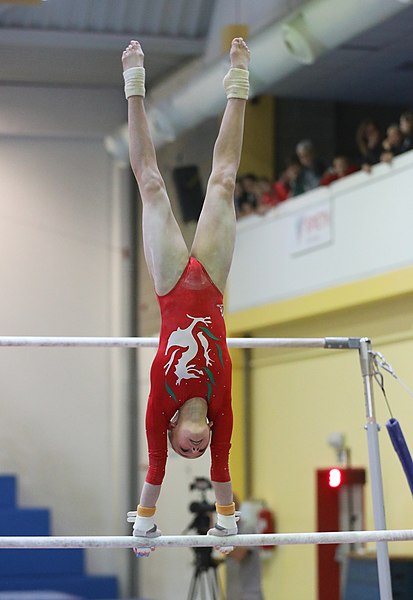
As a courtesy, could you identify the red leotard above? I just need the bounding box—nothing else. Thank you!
[145,257,233,485]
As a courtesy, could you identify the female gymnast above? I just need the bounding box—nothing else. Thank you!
[122,36,250,555]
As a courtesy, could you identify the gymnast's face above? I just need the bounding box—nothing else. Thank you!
[168,420,212,459]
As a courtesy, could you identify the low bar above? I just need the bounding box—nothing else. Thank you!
[0,529,412,549]
[0,336,359,349]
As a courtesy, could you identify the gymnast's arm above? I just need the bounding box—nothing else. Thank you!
[131,394,168,538]
[209,392,234,501]
[208,400,238,552]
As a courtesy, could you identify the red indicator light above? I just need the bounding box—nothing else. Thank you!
[328,468,342,488]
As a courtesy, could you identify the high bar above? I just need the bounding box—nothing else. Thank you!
[0,529,412,549]
[0,336,362,349]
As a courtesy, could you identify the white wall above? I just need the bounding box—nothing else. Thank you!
[0,85,133,594]
[228,151,413,313]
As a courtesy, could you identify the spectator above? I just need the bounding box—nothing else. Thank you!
[236,173,258,218]
[256,176,278,212]
[320,155,359,186]
[273,157,302,202]
[293,139,326,195]
[400,110,413,153]
[356,119,382,170]
[381,123,404,163]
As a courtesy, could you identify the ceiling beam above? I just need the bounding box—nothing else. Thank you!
[0,27,205,55]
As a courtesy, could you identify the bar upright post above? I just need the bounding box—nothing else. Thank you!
[359,338,392,600]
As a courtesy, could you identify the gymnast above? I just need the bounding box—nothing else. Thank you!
[121,36,250,555]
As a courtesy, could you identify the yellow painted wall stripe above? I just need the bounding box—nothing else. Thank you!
[227,265,413,334]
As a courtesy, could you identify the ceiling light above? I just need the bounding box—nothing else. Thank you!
[281,13,324,65]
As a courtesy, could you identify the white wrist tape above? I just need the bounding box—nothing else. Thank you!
[217,512,237,531]
[133,514,155,535]
[123,66,145,99]
[223,67,249,100]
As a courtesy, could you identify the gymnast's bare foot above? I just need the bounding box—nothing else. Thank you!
[122,40,144,70]
[229,37,250,70]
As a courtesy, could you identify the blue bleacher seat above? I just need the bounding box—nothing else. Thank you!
[0,508,50,536]
[0,475,118,599]
[0,475,17,508]
[0,575,118,600]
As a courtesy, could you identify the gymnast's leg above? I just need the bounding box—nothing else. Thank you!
[122,41,188,297]
[191,37,250,294]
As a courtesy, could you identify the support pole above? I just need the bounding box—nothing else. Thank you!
[243,345,252,498]
[359,338,393,600]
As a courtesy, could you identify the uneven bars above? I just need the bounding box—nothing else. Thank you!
[0,529,412,549]
[0,336,361,349]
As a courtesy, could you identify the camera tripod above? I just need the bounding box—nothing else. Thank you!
[185,478,223,600]
[186,547,220,600]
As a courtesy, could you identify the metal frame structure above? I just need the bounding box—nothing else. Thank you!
[0,335,393,599]
[0,335,359,349]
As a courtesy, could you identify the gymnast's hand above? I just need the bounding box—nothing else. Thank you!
[207,512,240,555]
[131,526,160,559]
[127,510,162,557]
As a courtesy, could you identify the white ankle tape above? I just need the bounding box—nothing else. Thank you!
[123,67,145,99]
[223,67,249,100]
